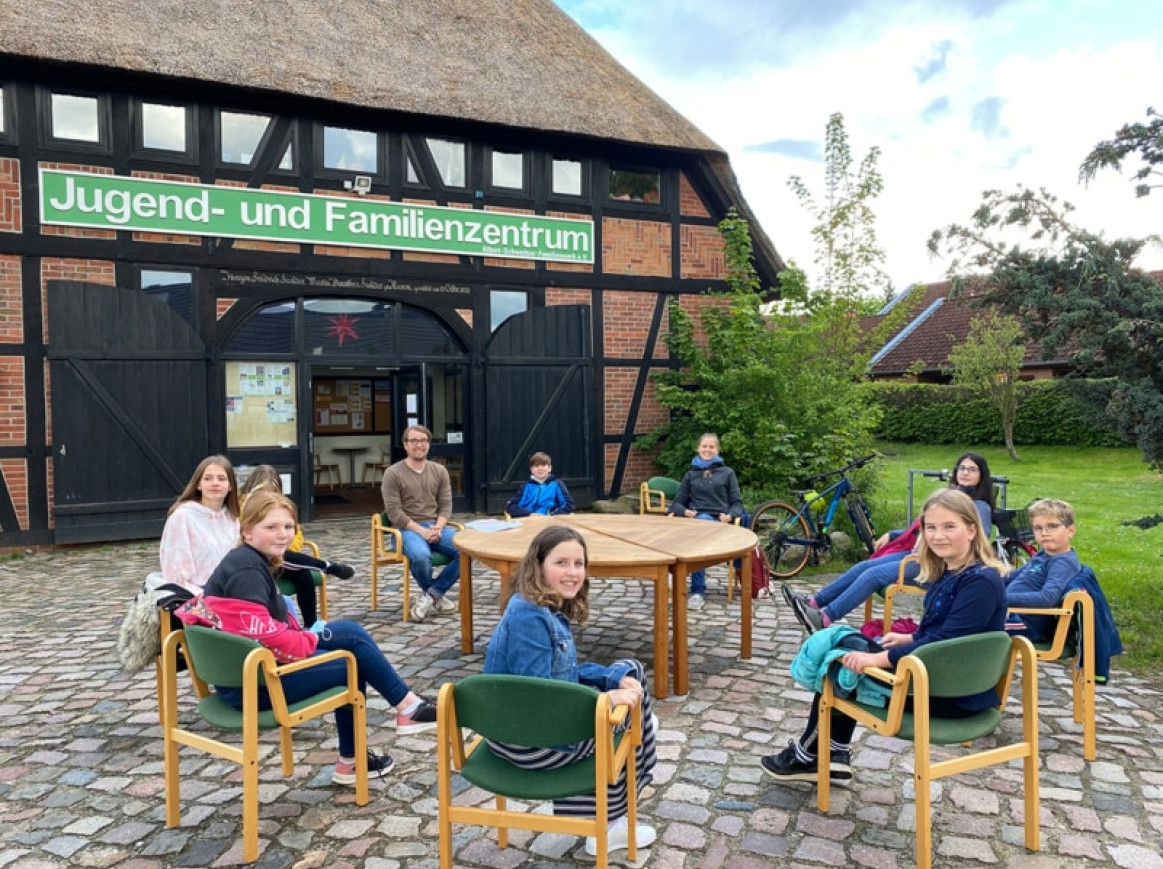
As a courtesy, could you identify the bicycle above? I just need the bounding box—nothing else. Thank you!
[909,468,1037,568]
[749,454,878,578]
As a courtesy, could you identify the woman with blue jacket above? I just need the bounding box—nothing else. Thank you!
[484,525,658,857]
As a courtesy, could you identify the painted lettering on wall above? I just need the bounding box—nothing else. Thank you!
[39,169,594,263]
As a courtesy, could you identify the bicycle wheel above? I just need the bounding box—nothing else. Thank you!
[1004,539,1035,568]
[750,500,812,578]
[846,494,876,555]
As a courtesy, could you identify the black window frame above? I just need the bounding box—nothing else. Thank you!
[39,87,112,154]
[314,123,384,180]
[133,98,198,163]
[548,155,589,202]
[485,147,528,194]
[215,109,296,174]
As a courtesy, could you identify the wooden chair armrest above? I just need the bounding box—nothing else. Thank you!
[300,539,321,558]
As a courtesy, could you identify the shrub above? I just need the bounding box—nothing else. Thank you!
[867,380,1128,447]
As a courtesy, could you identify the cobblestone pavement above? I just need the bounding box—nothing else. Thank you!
[2,516,1161,869]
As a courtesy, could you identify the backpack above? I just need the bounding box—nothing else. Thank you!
[750,543,772,599]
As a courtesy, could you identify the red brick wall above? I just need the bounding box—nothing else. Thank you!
[0,257,21,344]
[679,173,710,218]
[546,288,592,307]
[0,459,27,531]
[602,291,669,358]
[680,224,727,279]
[601,217,670,276]
[0,356,24,448]
[0,159,21,234]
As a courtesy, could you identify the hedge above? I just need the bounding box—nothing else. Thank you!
[866,380,1128,447]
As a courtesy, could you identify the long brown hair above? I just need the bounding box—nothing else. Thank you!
[238,489,297,571]
[512,525,590,624]
[239,464,281,497]
[168,455,239,518]
[915,488,1005,583]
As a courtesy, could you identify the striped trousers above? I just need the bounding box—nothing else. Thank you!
[485,659,657,820]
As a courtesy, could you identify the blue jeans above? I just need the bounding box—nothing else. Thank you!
[402,522,460,598]
[813,552,918,621]
[216,619,410,757]
[687,512,721,595]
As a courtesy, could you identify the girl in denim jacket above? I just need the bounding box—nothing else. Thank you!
[483,525,658,857]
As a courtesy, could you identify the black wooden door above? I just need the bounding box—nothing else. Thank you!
[47,282,209,543]
[483,305,595,513]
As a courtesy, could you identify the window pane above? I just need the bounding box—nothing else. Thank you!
[491,150,523,189]
[406,154,421,184]
[140,269,193,325]
[303,299,395,358]
[427,137,465,187]
[399,305,460,355]
[323,126,377,172]
[221,111,271,165]
[490,291,527,332]
[225,301,296,353]
[0,89,5,135]
[278,140,294,171]
[609,166,660,203]
[141,102,186,151]
[553,159,582,196]
[51,93,100,142]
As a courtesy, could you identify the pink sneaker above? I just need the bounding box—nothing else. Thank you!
[395,698,437,735]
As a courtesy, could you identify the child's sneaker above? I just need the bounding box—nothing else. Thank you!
[332,750,394,785]
[325,561,356,580]
[432,594,458,614]
[395,698,438,734]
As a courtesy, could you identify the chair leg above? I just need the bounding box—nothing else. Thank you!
[914,732,933,869]
[241,740,260,862]
[402,569,411,622]
[370,560,380,611]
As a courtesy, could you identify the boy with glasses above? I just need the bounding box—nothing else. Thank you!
[381,424,460,621]
[1004,498,1080,642]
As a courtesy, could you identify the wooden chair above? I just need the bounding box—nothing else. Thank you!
[370,512,463,617]
[314,453,341,488]
[436,674,643,869]
[818,632,1039,869]
[862,553,926,633]
[361,449,391,485]
[639,476,679,515]
[276,539,328,620]
[161,625,369,863]
[1009,588,1097,760]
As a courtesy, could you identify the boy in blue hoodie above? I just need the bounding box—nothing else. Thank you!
[505,452,576,517]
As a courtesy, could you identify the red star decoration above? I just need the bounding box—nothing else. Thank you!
[325,314,360,346]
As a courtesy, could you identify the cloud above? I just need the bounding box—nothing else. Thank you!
[744,139,823,160]
[921,95,953,123]
[914,39,954,82]
[970,96,1008,138]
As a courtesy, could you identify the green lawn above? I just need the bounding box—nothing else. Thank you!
[847,443,1161,674]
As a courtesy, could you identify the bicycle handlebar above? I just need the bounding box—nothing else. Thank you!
[804,453,877,485]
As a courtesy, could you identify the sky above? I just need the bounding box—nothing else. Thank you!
[555,0,1163,293]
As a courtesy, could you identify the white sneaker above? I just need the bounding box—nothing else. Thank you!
[688,593,705,610]
[410,593,435,621]
[432,594,458,614]
[585,815,656,856]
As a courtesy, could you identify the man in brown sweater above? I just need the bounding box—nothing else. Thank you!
[381,425,459,621]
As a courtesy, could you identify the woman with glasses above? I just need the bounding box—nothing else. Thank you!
[666,433,745,611]
[785,452,997,634]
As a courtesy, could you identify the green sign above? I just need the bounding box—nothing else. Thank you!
[38,169,594,263]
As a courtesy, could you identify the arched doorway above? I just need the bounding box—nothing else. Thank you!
[222,297,470,520]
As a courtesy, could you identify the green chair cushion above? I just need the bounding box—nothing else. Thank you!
[197,686,350,731]
[646,476,680,499]
[847,700,1003,744]
[461,743,603,800]
[277,570,324,599]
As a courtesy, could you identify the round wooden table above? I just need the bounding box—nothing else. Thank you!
[453,513,757,698]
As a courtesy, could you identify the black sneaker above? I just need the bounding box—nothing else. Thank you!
[332,749,395,785]
[790,594,824,634]
[761,741,852,784]
[395,697,438,734]
[780,583,810,611]
[325,561,356,580]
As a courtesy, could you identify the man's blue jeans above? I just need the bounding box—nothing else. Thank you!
[402,522,460,598]
[813,551,918,621]
[216,619,410,758]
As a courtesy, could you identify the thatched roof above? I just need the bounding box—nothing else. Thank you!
[0,0,784,278]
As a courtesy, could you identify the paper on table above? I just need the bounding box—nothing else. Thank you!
[464,518,522,532]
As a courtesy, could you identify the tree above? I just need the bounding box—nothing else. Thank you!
[946,311,1027,461]
[638,209,881,497]
[1079,106,1163,198]
[928,185,1163,467]
[788,112,889,313]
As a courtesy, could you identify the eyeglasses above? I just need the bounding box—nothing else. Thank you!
[1032,522,1065,534]
[405,438,430,444]
[954,465,980,473]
